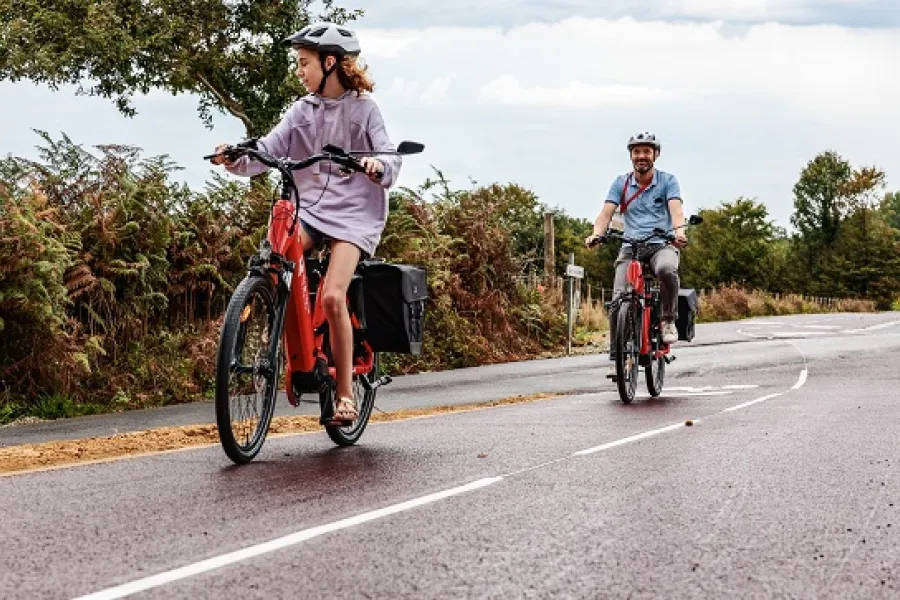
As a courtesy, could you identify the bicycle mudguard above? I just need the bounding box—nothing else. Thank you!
[627,260,644,294]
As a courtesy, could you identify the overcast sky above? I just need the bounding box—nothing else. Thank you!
[3,0,898,229]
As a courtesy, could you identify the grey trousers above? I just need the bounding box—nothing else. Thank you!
[608,244,680,360]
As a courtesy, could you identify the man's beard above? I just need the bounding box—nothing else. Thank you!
[633,159,653,173]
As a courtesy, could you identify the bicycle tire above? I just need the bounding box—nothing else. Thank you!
[615,299,641,404]
[214,275,282,464]
[323,352,379,446]
[646,352,665,397]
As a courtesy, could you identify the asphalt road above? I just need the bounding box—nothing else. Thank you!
[2,312,899,599]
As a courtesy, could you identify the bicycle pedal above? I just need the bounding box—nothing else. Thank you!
[664,355,676,364]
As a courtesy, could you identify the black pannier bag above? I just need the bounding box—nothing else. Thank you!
[358,261,428,355]
[675,288,699,342]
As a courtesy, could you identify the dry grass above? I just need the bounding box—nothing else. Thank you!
[698,284,876,322]
[0,392,560,476]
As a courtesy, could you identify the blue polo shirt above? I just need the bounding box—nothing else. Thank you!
[605,169,682,244]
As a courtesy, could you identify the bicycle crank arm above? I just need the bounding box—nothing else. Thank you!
[361,374,393,392]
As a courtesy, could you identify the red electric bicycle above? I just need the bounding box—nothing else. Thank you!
[203,139,424,464]
[594,215,702,404]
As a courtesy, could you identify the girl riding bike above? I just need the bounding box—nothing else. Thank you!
[211,22,401,425]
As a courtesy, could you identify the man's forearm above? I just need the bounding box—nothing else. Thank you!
[593,203,617,235]
[669,199,685,230]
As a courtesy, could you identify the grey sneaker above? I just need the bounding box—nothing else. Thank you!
[606,364,617,380]
[662,321,678,344]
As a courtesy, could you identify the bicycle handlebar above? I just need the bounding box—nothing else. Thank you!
[203,139,425,181]
[203,141,373,178]
[587,214,703,249]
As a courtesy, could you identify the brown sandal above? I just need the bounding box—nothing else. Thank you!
[330,396,358,425]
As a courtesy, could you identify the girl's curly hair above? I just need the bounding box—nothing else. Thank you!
[335,55,375,94]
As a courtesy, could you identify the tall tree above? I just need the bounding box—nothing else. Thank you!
[790,151,886,290]
[0,0,362,136]
[816,208,900,308]
[879,191,900,233]
[790,151,853,248]
[679,197,776,291]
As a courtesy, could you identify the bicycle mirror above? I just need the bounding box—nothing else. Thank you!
[397,141,425,155]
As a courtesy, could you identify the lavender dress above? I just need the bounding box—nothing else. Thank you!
[225,91,402,257]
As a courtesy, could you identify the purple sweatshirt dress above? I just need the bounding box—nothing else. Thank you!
[225,91,402,257]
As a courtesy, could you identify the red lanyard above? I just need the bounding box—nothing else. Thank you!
[619,173,651,213]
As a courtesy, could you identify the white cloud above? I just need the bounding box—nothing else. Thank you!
[360,18,900,120]
[658,0,879,22]
[3,13,898,234]
[358,30,421,58]
[478,76,696,107]
[355,17,900,227]
[420,75,455,104]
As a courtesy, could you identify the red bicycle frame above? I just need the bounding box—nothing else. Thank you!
[625,257,670,359]
[266,199,375,405]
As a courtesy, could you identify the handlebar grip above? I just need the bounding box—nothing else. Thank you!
[203,147,243,164]
[588,234,606,248]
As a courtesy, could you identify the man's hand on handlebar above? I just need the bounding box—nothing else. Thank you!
[585,233,607,248]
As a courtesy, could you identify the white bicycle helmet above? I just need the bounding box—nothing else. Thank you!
[627,131,661,154]
[283,22,361,56]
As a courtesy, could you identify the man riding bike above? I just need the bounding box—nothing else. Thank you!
[584,131,687,380]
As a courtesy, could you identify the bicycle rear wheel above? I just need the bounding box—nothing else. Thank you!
[214,275,283,464]
[615,298,641,404]
[646,351,665,397]
[322,352,379,446]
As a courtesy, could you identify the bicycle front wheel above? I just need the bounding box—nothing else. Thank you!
[214,275,283,464]
[615,298,641,404]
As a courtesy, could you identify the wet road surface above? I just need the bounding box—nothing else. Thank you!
[2,312,899,598]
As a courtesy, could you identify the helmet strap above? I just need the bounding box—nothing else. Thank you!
[317,54,338,95]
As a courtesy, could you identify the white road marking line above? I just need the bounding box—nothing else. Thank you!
[843,319,900,334]
[804,325,841,329]
[737,329,769,339]
[75,345,815,599]
[737,329,831,338]
[722,393,783,412]
[792,368,808,390]
[572,423,686,456]
[666,385,759,392]
[72,477,502,600]
[665,386,718,392]
[678,391,735,397]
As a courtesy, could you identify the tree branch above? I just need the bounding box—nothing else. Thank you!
[192,71,253,134]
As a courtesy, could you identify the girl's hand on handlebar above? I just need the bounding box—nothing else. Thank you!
[360,157,384,182]
[674,232,688,248]
[210,144,234,166]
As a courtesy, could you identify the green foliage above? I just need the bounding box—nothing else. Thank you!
[790,151,887,283]
[0,132,255,417]
[791,150,854,248]
[814,208,900,309]
[0,129,897,422]
[879,191,900,235]
[377,173,566,373]
[680,197,778,290]
[0,0,362,135]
